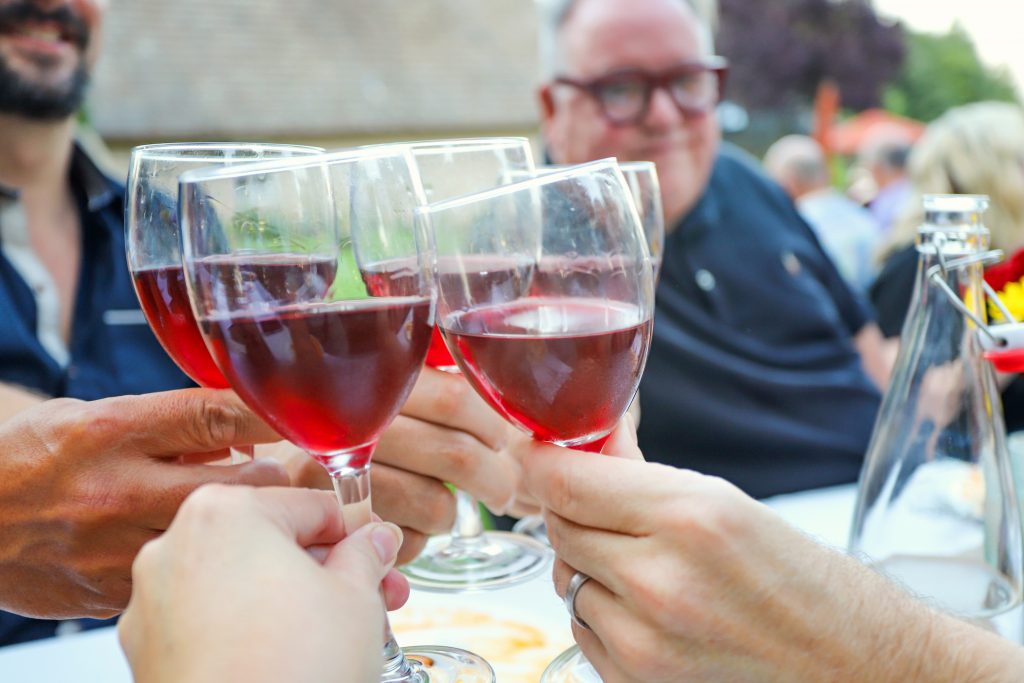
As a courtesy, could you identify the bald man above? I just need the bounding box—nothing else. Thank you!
[537,0,890,497]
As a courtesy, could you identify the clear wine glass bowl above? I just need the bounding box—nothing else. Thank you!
[365,138,553,593]
[417,159,655,682]
[512,159,663,542]
[178,147,495,683]
[126,142,322,463]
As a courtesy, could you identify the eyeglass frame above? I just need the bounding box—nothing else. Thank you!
[552,56,729,126]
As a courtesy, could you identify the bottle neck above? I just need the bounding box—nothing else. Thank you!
[912,230,988,327]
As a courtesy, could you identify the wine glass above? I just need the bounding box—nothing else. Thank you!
[619,161,665,280]
[416,159,655,683]
[125,142,322,463]
[364,138,552,593]
[178,147,495,683]
[512,160,664,544]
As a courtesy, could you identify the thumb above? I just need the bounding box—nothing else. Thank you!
[323,522,403,588]
[115,389,282,456]
[600,414,645,461]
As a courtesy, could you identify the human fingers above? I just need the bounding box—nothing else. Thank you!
[574,628,636,683]
[553,560,663,683]
[502,431,543,517]
[371,462,455,536]
[264,443,332,491]
[376,415,515,513]
[523,443,681,533]
[244,487,347,548]
[599,416,644,461]
[382,568,411,611]
[545,510,637,598]
[550,559,634,656]
[399,369,509,451]
[324,522,403,592]
[111,389,282,456]
[136,459,288,530]
[395,528,428,567]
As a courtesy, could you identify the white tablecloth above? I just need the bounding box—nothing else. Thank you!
[0,484,857,683]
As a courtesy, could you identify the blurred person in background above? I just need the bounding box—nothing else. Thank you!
[0,0,521,646]
[858,125,914,235]
[871,101,1024,431]
[535,0,889,499]
[764,134,881,293]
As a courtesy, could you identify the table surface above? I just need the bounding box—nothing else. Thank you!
[0,484,857,683]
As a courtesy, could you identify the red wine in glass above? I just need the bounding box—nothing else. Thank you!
[362,255,532,372]
[132,256,337,388]
[133,264,230,389]
[202,296,432,470]
[442,296,651,449]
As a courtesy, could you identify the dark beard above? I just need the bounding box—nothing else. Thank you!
[0,1,91,120]
[0,58,89,119]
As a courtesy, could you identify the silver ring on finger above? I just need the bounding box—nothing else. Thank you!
[564,571,593,631]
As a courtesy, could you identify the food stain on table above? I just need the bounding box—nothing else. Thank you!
[392,606,574,682]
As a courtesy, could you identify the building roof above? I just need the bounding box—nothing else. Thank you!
[88,0,540,140]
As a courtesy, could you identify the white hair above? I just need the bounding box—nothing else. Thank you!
[535,0,718,82]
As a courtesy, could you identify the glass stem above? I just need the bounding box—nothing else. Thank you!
[330,465,421,682]
[450,488,486,547]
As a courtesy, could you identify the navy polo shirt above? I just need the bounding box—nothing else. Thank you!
[637,143,882,499]
[0,144,192,646]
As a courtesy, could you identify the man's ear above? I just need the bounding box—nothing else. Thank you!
[538,84,561,162]
[538,84,557,121]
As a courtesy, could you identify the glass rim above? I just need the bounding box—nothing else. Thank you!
[618,160,657,174]
[129,142,325,164]
[360,136,532,155]
[176,145,414,186]
[417,157,621,215]
[922,193,990,212]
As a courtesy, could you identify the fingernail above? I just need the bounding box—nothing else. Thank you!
[370,523,402,564]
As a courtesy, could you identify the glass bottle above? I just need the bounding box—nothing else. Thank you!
[849,194,1024,642]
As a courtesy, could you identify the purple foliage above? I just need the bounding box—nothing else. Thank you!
[718,0,905,110]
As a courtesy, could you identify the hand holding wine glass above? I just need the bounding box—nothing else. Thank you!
[272,366,521,565]
[126,143,322,463]
[515,419,1024,683]
[0,388,287,619]
[419,159,654,681]
[119,486,408,683]
[362,138,551,592]
[179,147,495,682]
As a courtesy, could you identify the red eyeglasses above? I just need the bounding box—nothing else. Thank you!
[554,57,728,126]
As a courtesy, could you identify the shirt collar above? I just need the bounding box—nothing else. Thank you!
[0,139,120,212]
[70,141,119,212]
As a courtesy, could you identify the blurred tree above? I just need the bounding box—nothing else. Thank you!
[717,0,904,110]
[883,25,1019,122]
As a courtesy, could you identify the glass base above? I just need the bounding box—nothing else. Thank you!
[401,531,551,592]
[397,645,495,683]
[541,645,602,683]
[511,515,551,547]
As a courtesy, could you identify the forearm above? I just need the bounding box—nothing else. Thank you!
[793,550,1024,683]
[854,323,897,391]
[0,383,47,423]
[921,612,1024,683]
